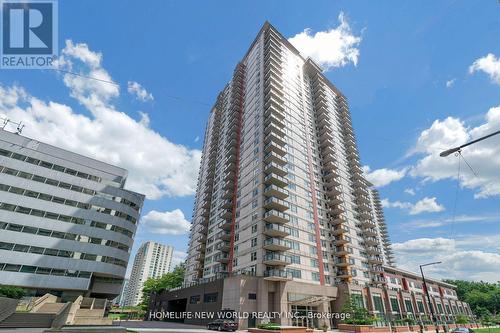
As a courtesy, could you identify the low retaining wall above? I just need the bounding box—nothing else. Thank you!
[249,327,312,333]
[339,323,483,333]
[0,297,19,322]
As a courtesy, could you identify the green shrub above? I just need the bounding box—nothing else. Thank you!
[0,286,25,299]
[456,314,470,324]
[257,323,281,330]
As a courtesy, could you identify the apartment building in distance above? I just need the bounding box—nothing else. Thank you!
[0,129,145,300]
[123,241,174,306]
[148,22,473,329]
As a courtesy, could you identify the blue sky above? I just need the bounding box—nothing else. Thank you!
[1,0,499,281]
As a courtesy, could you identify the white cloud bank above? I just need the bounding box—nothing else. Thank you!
[393,237,500,282]
[141,209,191,235]
[469,53,500,84]
[127,81,154,102]
[382,197,445,215]
[410,107,500,198]
[363,165,406,187]
[288,12,361,71]
[0,40,201,200]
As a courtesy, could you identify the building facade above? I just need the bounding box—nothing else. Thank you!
[124,241,174,306]
[150,22,472,329]
[0,129,144,300]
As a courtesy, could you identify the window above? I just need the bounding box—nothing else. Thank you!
[204,292,218,303]
[351,293,364,308]
[312,272,320,282]
[373,294,385,313]
[248,293,257,300]
[251,252,257,261]
[417,300,425,313]
[189,295,201,304]
[404,299,413,313]
[390,297,400,313]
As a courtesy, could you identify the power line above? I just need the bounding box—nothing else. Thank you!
[52,68,210,107]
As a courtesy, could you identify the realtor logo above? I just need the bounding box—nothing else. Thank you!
[1,0,58,69]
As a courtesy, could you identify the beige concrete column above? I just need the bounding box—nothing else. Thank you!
[318,300,331,330]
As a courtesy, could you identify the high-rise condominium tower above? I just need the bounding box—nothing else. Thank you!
[185,22,392,287]
[124,241,173,306]
[0,129,144,300]
[151,23,472,330]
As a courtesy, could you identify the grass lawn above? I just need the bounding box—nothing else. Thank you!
[476,328,500,333]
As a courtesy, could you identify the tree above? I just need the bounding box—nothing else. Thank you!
[341,294,374,325]
[0,286,25,299]
[444,280,500,317]
[455,315,469,324]
[140,264,185,310]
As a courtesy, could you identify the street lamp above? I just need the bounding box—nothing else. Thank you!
[440,130,500,157]
[419,262,442,333]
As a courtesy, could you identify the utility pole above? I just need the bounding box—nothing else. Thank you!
[440,130,500,157]
[420,262,442,333]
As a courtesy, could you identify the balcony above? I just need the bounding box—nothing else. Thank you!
[264,184,289,200]
[264,223,290,237]
[334,259,349,267]
[331,217,346,225]
[219,231,231,242]
[330,206,344,215]
[218,219,231,231]
[364,237,379,246]
[328,196,342,206]
[365,246,382,254]
[264,269,292,281]
[363,228,378,237]
[265,89,285,106]
[324,177,341,188]
[263,210,289,223]
[333,236,349,246]
[264,141,287,156]
[219,209,233,220]
[368,256,384,264]
[263,252,292,266]
[331,227,349,236]
[337,269,352,279]
[264,151,287,166]
[335,246,349,256]
[326,186,341,196]
[264,173,288,188]
[264,113,285,129]
[265,131,286,147]
[264,197,289,212]
[264,162,287,177]
[217,240,231,252]
[263,238,291,251]
[265,123,286,138]
[217,253,230,264]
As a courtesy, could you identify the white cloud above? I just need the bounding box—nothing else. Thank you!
[402,214,500,229]
[404,188,416,196]
[393,237,500,282]
[141,209,191,235]
[288,12,361,71]
[410,107,500,198]
[445,79,456,88]
[0,40,201,199]
[382,197,445,215]
[363,165,406,187]
[171,250,188,269]
[469,53,500,84]
[127,81,154,102]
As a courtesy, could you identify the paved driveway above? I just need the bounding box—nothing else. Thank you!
[114,320,229,332]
